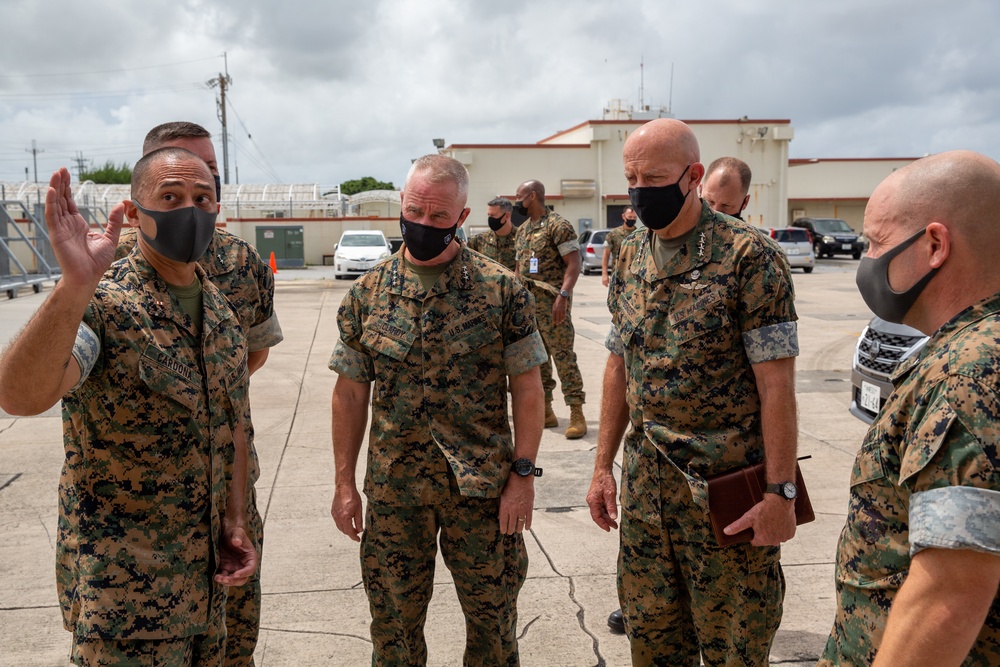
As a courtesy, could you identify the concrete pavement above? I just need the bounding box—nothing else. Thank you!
[0,258,872,666]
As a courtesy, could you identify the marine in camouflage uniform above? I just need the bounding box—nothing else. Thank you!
[588,120,799,667]
[114,226,281,664]
[115,155,282,666]
[601,206,641,288]
[513,201,585,411]
[819,295,1000,666]
[0,157,257,666]
[329,155,547,666]
[467,195,517,272]
[467,228,517,271]
[819,150,1000,666]
[603,201,798,665]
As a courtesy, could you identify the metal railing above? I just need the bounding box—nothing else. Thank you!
[0,201,61,298]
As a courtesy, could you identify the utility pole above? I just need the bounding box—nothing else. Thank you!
[73,151,89,181]
[207,52,232,185]
[26,140,43,183]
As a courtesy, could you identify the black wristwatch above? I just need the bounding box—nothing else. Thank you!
[558,289,570,299]
[765,481,797,500]
[512,458,542,477]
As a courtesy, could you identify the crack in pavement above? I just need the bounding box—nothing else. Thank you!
[527,527,607,667]
[259,626,372,644]
[0,472,21,493]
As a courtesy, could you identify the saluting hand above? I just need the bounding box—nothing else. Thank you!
[45,167,122,287]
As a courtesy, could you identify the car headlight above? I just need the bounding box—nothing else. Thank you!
[823,235,835,243]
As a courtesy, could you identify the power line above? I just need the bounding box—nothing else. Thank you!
[0,55,223,79]
[227,95,282,182]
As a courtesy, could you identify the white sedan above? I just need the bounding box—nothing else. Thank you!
[333,230,392,279]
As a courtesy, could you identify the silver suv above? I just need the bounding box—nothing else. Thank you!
[850,317,929,424]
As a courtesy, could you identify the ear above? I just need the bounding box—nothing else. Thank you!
[688,162,706,190]
[123,200,140,228]
[925,221,950,269]
[457,207,470,228]
[740,194,750,212]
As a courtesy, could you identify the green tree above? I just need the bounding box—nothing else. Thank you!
[340,176,395,196]
[80,160,132,184]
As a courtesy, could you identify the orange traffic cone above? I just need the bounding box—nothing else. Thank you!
[269,251,278,274]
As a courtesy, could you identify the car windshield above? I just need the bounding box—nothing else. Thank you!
[340,234,385,247]
[813,219,853,233]
[775,229,810,243]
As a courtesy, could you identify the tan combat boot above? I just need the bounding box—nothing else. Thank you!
[565,405,587,439]
[544,402,559,428]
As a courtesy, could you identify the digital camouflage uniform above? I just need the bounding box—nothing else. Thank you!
[606,201,798,666]
[819,294,1000,667]
[603,224,635,276]
[61,250,251,666]
[467,229,517,272]
[328,246,547,666]
[115,227,282,666]
[513,210,585,406]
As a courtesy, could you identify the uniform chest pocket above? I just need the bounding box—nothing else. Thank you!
[361,326,415,362]
[668,291,728,345]
[138,349,202,413]
[851,437,887,487]
[448,322,501,356]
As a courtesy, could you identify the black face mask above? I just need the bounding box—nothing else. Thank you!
[622,216,637,228]
[628,164,692,231]
[213,175,222,202]
[488,215,506,232]
[856,227,939,324]
[133,200,217,263]
[514,200,529,217]
[400,214,458,262]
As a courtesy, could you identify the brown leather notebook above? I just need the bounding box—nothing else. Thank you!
[706,461,815,547]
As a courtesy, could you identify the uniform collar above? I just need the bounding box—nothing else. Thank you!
[198,233,233,278]
[891,290,1000,384]
[385,245,476,298]
[128,250,234,336]
[631,200,717,283]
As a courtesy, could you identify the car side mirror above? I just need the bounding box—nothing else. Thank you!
[334,243,339,250]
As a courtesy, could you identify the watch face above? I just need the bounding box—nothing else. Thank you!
[513,458,533,476]
[781,482,797,500]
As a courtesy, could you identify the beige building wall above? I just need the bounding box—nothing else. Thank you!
[445,118,795,233]
[787,157,917,232]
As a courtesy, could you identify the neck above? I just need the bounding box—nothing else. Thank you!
[496,221,514,237]
[652,197,701,241]
[404,240,461,267]
[138,241,198,286]
[529,205,544,222]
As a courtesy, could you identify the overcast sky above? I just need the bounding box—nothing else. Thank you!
[1,0,997,189]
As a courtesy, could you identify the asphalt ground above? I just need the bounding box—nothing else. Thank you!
[0,256,872,666]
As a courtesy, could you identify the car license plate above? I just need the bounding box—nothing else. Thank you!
[860,381,880,413]
[785,248,800,255]
[359,262,370,270]
[842,243,852,250]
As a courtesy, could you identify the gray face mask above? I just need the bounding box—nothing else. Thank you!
[133,200,217,263]
[855,227,938,324]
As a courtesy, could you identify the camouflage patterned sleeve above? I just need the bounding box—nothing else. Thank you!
[328,289,375,382]
[737,241,797,359]
[551,217,581,255]
[743,322,799,363]
[247,248,284,351]
[910,486,1000,556]
[605,324,625,356]
[504,331,547,376]
[69,321,102,391]
[467,233,483,253]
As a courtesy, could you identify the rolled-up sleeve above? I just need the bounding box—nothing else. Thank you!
[910,486,1000,556]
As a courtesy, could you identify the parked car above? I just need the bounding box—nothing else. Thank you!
[578,229,609,275]
[790,217,865,259]
[764,227,815,273]
[333,230,392,279]
[850,317,929,424]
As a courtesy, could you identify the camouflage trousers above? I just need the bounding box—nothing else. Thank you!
[618,464,784,667]
[533,290,585,406]
[361,495,528,666]
[223,486,263,666]
[71,592,226,666]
